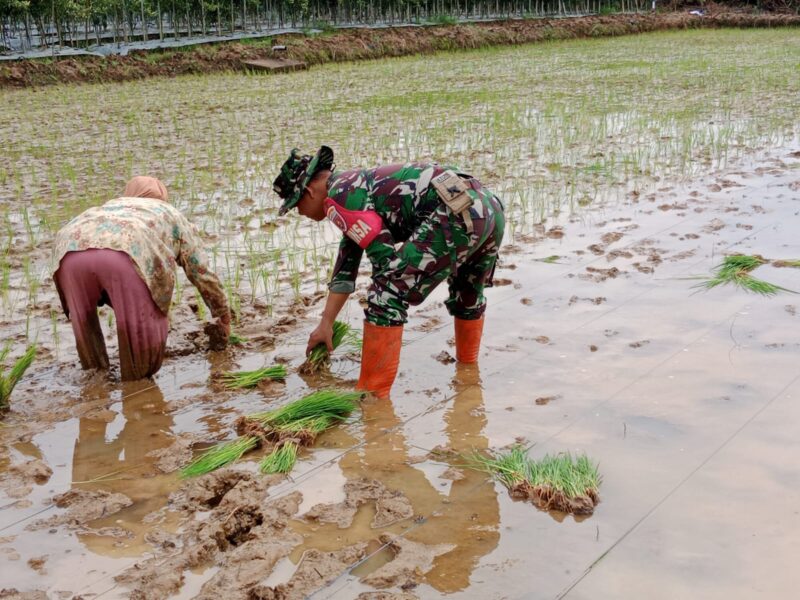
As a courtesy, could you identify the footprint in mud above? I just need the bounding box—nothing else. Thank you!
[520,297,533,306]
[629,340,651,349]
[492,278,513,287]
[786,305,797,316]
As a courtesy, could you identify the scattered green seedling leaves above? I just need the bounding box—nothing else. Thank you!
[697,255,797,296]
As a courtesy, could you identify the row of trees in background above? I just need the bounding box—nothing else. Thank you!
[1,0,796,51]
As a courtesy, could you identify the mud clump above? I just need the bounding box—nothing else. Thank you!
[171,468,280,512]
[26,555,47,573]
[146,433,197,473]
[304,478,413,529]
[361,534,455,590]
[250,543,368,600]
[118,470,302,600]
[582,266,621,282]
[28,488,132,530]
[509,481,599,515]
[0,459,52,498]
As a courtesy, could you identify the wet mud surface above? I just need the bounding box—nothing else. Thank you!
[2,146,800,598]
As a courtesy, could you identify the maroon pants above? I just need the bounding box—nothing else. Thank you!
[55,249,169,381]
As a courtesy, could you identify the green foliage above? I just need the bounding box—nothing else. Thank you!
[468,445,601,499]
[181,389,360,477]
[180,435,259,478]
[698,254,796,296]
[221,364,287,388]
[247,388,361,429]
[259,441,299,473]
[0,344,36,412]
[302,320,361,374]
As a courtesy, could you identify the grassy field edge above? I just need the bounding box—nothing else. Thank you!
[3,11,800,88]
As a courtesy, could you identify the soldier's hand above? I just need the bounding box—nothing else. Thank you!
[306,321,334,356]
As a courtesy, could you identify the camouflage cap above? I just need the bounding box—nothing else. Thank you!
[273,146,335,215]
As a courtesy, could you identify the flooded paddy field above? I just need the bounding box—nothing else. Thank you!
[1,28,800,599]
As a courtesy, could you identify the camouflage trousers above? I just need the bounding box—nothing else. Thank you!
[367,181,505,327]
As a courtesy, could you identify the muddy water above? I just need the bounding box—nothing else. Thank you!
[2,146,800,599]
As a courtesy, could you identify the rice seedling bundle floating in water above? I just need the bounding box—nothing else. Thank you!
[221,364,288,389]
[0,344,36,412]
[468,445,601,515]
[300,320,362,374]
[181,389,362,478]
[697,254,796,296]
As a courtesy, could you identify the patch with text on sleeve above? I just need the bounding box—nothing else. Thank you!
[324,197,382,249]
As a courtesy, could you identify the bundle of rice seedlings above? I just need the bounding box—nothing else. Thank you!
[698,255,795,296]
[180,435,259,478]
[468,445,601,515]
[221,364,287,389]
[300,320,362,374]
[181,389,362,478]
[0,344,36,412]
[244,389,362,432]
[259,440,300,474]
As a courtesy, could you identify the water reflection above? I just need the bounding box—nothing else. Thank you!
[341,363,500,593]
[71,379,179,556]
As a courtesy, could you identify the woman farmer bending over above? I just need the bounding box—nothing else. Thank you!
[273,147,504,399]
[52,176,231,381]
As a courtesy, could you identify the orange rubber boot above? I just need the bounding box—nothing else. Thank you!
[356,321,403,400]
[454,317,484,363]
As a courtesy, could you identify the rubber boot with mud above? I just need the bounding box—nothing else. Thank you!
[356,321,403,400]
[454,316,484,363]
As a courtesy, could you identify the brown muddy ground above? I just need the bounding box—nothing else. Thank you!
[2,147,800,598]
[3,11,800,88]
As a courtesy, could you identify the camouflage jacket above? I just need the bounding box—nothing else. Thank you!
[326,163,457,293]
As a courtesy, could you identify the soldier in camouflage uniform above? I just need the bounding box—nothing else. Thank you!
[273,146,504,399]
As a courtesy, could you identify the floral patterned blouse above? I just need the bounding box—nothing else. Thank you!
[52,197,229,318]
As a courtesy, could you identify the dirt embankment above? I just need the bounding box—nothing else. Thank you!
[2,11,799,88]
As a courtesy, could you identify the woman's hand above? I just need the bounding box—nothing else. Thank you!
[306,320,334,356]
